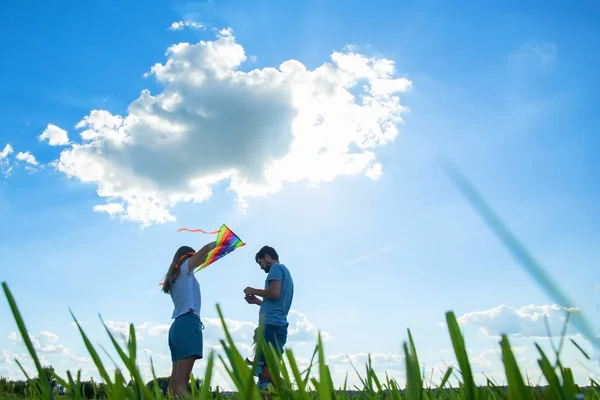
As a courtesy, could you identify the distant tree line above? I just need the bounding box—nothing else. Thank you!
[0,365,209,399]
[1,364,597,398]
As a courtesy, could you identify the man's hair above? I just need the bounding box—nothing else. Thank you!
[255,245,279,262]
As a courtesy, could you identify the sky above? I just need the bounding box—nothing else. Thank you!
[1,0,600,391]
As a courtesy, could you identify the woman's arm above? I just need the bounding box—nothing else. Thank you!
[188,241,217,273]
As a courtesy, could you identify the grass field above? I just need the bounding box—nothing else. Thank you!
[1,165,599,399]
[1,280,599,400]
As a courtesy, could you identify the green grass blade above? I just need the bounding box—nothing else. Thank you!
[560,366,576,400]
[404,342,419,400]
[441,159,600,351]
[66,370,82,400]
[301,344,319,389]
[2,282,54,399]
[570,338,591,360]
[499,334,529,400]
[445,311,477,400]
[148,356,164,399]
[190,371,199,398]
[346,353,368,391]
[535,343,566,400]
[404,328,423,400]
[13,358,32,382]
[259,338,285,395]
[285,348,310,399]
[277,350,296,396]
[200,350,215,400]
[125,322,154,400]
[317,332,333,400]
[437,367,453,391]
[70,309,113,387]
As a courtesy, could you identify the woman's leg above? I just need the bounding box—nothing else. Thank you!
[168,362,177,396]
[171,356,196,397]
[168,313,203,397]
[168,324,177,396]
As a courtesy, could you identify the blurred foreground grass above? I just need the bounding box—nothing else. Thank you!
[2,162,599,399]
[1,280,599,399]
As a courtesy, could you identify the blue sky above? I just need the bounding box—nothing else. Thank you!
[1,0,599,389]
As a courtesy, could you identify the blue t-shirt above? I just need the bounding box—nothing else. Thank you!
[259,263,293,326]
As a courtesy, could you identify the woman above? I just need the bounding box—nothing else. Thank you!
[161,242,216,398]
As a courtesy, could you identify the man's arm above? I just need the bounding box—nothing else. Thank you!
[251,280,281,300]
[244,264,283,299]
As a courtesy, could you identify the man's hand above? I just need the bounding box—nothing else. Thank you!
[244,286,257,296]
[244,281,281,300]
[245,294,261,305]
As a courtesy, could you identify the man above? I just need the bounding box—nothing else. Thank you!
[243,245,294,386]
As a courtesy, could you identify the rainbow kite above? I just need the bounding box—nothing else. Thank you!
[178,224,246,273]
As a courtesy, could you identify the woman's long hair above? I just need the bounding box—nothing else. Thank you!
[162,245,195,294]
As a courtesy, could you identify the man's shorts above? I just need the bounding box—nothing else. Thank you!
[168,311,204,362]
[256,323,288,366]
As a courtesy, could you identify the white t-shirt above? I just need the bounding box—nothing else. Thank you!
[170,258,201,319]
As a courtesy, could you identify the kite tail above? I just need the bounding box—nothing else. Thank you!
[177,228,221,234]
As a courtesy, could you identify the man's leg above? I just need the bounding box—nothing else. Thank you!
[258,324,288,385]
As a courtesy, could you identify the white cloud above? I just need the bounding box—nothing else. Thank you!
[327,351,403,367]
[119,309,328,351]
[15,151,39,167]
[92,202,125,218]
[169,20,205,31]
[287,310,331,342]
[456,304,581,338]
[0,144,12,159]
[38,123,70,146]
[146,324,169,336]
[470,346,528,372]
[103,320,141,341]
[0,145,42,175]
[13,352,50,368]
[0,144,13,177]
[69,355,92,364]
[47,28,411,227]
[1,349,11,364]
[9,330,69,355]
